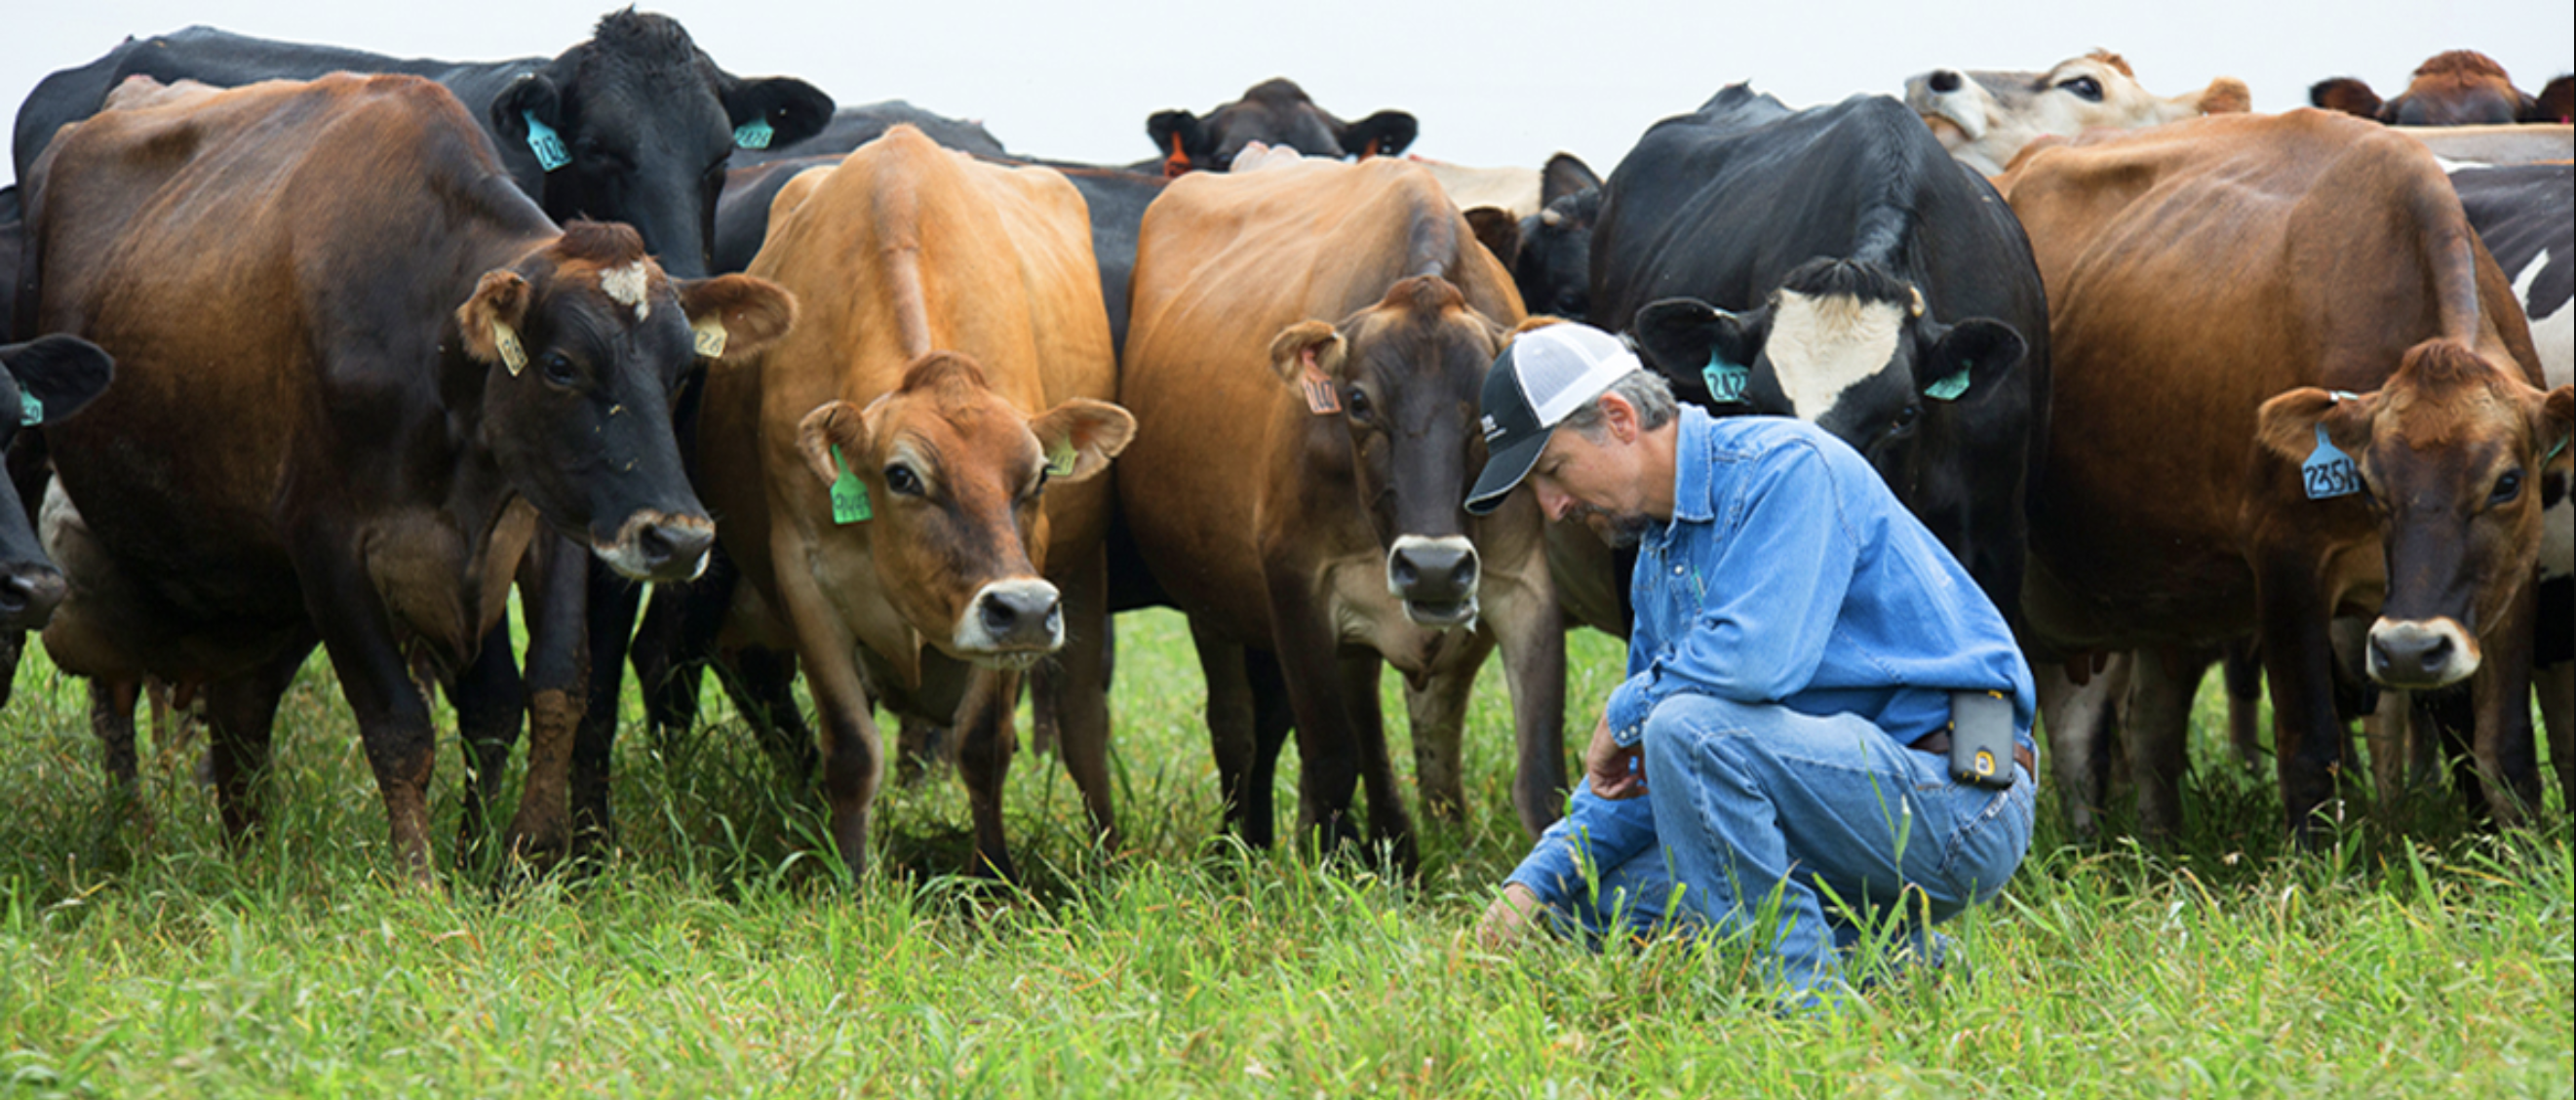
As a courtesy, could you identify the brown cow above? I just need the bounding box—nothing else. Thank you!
[1997,109,2570,841]
[692,126,1132,880]
[2310,50,2562,127]
[1903,50,2249,176]
[1117,158,1566,863]
[22,74,793,875]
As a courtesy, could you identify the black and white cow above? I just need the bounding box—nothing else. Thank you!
[0,334,115,706]
[1142,78,1415,175]
[1592,86,2050,628]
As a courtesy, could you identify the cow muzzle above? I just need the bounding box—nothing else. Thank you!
[954,577,1063,669]
[0,564,68,631]
[1387,534,1480,629]
[2366,616,2480,689]
[594,511,716,583]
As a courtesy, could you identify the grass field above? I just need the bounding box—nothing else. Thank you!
[1,609,2569,1098]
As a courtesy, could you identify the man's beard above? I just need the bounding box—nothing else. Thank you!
[1567,503,1655,548]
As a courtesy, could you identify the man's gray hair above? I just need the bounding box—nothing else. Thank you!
[1558,369,1678,442]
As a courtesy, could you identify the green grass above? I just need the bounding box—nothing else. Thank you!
[1,609,2568,1097]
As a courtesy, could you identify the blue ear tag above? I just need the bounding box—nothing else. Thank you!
[829,445,872,524]
[2302,423,2362,500]
[18,390,41,427]
[733,117,775,150]
[1924,364,1972,402]
[523,112,569,173]
[1701,353,1749,404]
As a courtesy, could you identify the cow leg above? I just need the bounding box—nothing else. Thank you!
[2221,637,2265,769]
[297,541,445,879]
[2540,661,2574,814]
[569,560,644,850]
[2125,645,2204,844]
[1046,547,1116,852]
[1190,622,1266,844]
[773,548,883,879]
[2255,566,2349,845]
[503,537,590,866]
[1399,662,1476,827]
[2467,586,2542,828]
[448,612,525,869]
[2363,688,2423,806]
[2038,658,2123,841]
[1266,588,1366,855]
[202,646,307,852]
[1483,571,1568,839]
[954,669,1024,880]
[894,716,949,785]
[1337,651,1417,871]
[90,677,145,830]
[710,645,815,788]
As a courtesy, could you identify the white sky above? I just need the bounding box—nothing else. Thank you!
[5,1,2570,186]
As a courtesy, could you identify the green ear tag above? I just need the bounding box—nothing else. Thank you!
[18,390,41,427]
[1701,353,1749,403]
[1046,438,1077,479]
[734,118,775,149]
[1924,365,1972,402]
[830,445,872,524]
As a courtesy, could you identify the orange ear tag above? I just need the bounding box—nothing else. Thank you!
[1299,348,1341,414]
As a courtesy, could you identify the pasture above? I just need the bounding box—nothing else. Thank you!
[0,609,2566,1097]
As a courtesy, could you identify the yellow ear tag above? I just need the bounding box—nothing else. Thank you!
[494,322,527,375]
[1907,287,1927,318]
[692,318,727,360]
[1046,438,1078,479]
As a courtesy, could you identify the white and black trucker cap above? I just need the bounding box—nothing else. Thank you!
[1464,323,1642,515]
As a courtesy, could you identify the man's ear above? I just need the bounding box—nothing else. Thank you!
[1630,297,1765,404]
[1339,110,1418,159]
[678,274,799,363]
[1147,109,1204,172]
[1,334,114,425]
[1465,207,1521,268]
[490,74,563,151]
[796,401,871,488]
[1029,398,1138,484]
[2256,387,2379,466]
[2308,77,2385,120]
[1268,320,1348,386]
[1540,152,1599,208]
[721,75,836,151]
[1917,318,2027,402]
[455,270,532,369]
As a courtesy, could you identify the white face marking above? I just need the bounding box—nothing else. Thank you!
[1765,291,1907,421]
[601,260,650,322]
[2512,250,2573,582]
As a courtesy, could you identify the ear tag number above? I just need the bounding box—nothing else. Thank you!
[1924,363,1972,402]
[493,322,527,375]
[19,391,42,427]
[1046,439,1078,479]
[523,112,570,173]
[2302,423,2361,500]
[1701,353,1749,404]
[830,445,872,524]
[734,117,775,150]
[1299,348,1341,414]
[692,319,727,359]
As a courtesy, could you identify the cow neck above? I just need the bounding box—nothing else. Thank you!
[436,229,569,554]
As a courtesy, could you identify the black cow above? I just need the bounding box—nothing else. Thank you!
[0,335,111,628]
[728,100,1007,167]
[1143,78,1415,175]
[1593,87,2050,628]
[1510,154,1603,322]
[12,11,831,282]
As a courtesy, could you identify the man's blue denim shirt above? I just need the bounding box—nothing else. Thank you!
[1510,408,2035,905]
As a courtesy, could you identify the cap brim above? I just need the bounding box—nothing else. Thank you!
[1464,429,1552,515]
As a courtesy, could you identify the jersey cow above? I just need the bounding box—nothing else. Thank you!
[1593,87,2050,635]
[1118,158,1565,862]
[2310,51,2565,127]
[1902,50,2249,177]
[692,127,1131,880]
[20,75,794,875]
[1143,78,1416,176]
[1997,110,2569,841]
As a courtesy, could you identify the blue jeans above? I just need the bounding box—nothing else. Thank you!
[1518,694,2035,1000]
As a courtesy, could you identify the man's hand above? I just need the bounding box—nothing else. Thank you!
[1478,883,1542,949]
[1585,711,1648,800]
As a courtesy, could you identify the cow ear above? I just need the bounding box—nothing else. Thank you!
[796,401,871,489]
[1918,318,2027,402]
[2193,77,2252,116]
[723,76,835,151]
[1147,109,1204,168]
[2535,383,2574,469]
[455,271,532,369]
[1029,398,1137,486]
[1540,153,1599,207]
[1,334,114,426]
[2308,77,2384,119]
[1630,297,1762,403]
[1339,111,1417,159]
[491,74,562,147]
[1268,321,1347,385]
[2256,387,2377,466]
[678,274,798,364]
[1464,208,1520,268]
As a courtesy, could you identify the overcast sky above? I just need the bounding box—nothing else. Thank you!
[6,1,2569,185]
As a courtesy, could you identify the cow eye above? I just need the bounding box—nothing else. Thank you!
[2490,469,2522,505]
[1893,404,1923,429]
[542,352,579,387]
[885,464,924,496]
[2059,76,2104,102]
[1346,385,1373,421]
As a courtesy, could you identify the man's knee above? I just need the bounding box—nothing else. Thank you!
[1641,693,1769,758]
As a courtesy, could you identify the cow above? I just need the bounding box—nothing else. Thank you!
[1428,154,1604,327]
[727,100,1007,167]
[690,126,1131,880]
[1592,87,2049,642]
[1995,108,2568,842]
[1142,78,1416,176]
[2310,51,2563,127]
[1116,157,1566,864]
[19,74,795,876]
[0,335,112,639]
[1902,50,2249,177]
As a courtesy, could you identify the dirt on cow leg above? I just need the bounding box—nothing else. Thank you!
[504,688,582,868]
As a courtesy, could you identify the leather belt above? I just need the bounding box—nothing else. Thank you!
[1908,728,2036,778]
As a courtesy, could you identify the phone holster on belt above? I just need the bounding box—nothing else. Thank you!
[1948,689,2017,791]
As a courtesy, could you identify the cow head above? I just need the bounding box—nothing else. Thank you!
[1146,78,1416,176]
[1271,276,1507,628]
[2257,339,2575,690]
[454,221,795,582]
[1627,258,2026,486]
[488,9,832,279]
[0,335,113,629]
[1905,51,2250,176]
[1511,154,1603,321]
[794,354,1133,669]
[2309,51,2546,127]
[2540,75,2574,125]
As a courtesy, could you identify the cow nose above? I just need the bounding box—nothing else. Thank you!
[2368,622,2456,686]
[0,567,69,628]
[1391,544,1477,599]
[977,584,1063,647]
[1930,69,1963,95]
[636,522,716,577]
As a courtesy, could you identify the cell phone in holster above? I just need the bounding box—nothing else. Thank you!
[1948,689,2017,791]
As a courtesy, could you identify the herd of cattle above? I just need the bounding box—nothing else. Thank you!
[0,12,2567,882]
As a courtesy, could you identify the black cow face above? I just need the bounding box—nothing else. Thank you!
[1269,276,1503,628]
[1512,154,1603,321]
[0,334,114,629]
[453,224,795,582]
[488,10,831,279]
[1146,78,1415,175]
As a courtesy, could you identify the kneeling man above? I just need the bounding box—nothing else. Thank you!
[1469,323,2036,1006]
